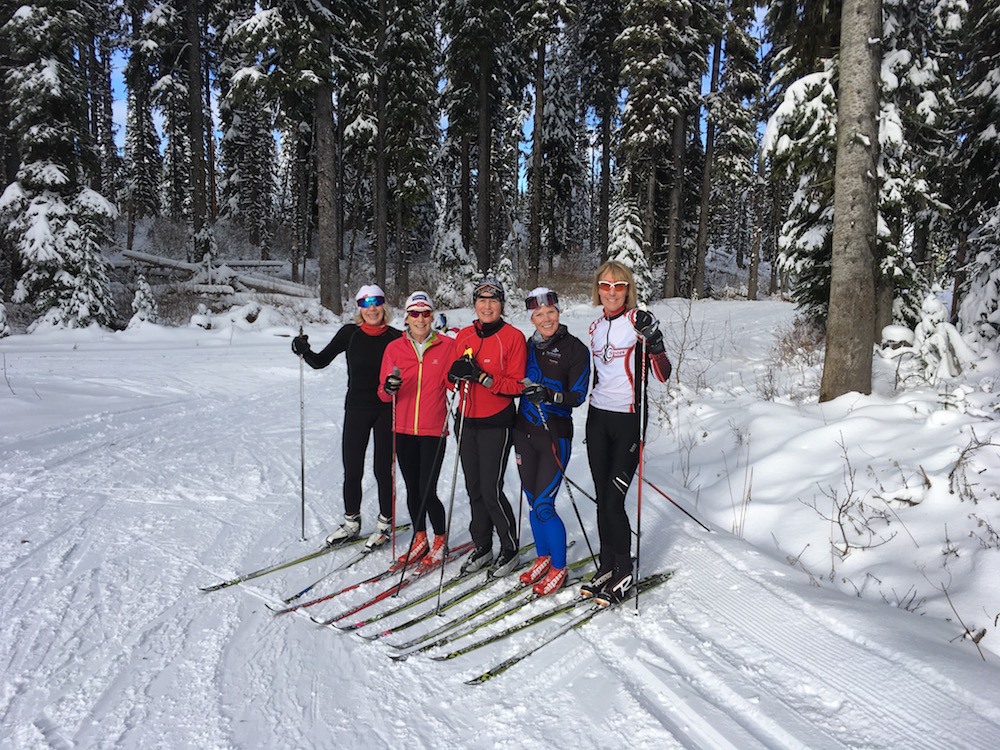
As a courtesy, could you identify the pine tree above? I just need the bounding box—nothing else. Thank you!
[129,273,159,327]
[578,0,623,256]
[215,0,276,255]
[2,0,117,330]
[123,0,162,250]
[0,292,10,338]
[542,33,587,274]
[385,0,438,296]
[957,207,1000,351]
[608,179,653,305]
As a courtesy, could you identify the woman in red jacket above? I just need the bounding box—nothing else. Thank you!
[448,277,527,577]
[378,291,457,570]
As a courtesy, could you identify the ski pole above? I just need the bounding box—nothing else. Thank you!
[436,379,470,611]
[636,335,647,614]
[537,408,597,570]
[390,367,400,558]
[298,325,306,541]
[394,386,457,588]
[641,476,712,533]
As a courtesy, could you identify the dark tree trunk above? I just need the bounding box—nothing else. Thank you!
[374,0,388,288]
[598,104,612,258]
[664,112,686,298]
[316,84,341,313]
[528,40,545,289]
[693,36,722,299]
[477,49,492,272]
[185,0,207,257]
[820,0,882,401]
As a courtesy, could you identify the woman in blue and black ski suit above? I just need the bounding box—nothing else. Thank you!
[514,287,590,595]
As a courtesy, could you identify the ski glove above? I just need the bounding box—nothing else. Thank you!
[449,356,494,388]
[632,311,665,355]
[384,372,402,395]
[291,335,311,356]
[522,382,562,405]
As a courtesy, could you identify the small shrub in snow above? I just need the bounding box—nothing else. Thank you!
[880,294,982,385]
[128,274,159,327]
[0,296,9,338]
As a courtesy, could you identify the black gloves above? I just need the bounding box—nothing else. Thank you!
[384,372,402,394]
[522,383,562,405]
[449,356,494,388]
[633,310,665,355]
[291,335,310,356]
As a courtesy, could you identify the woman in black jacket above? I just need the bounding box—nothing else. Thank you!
[292,284,402,548]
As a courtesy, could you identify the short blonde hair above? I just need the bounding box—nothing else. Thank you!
[592,260,638,309]
[353,304,392,326]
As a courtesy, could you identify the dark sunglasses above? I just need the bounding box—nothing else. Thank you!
[525,291,559,310]
[407,309,432,319]
[357,295,385,308]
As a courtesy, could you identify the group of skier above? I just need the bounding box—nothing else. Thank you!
[291,260,671,606]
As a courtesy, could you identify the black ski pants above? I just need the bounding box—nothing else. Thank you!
[342,406,393,519]
[458,424,518,555]
[395,433,447,535]
[585,407,640,570]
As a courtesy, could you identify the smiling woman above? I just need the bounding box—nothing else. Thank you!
[290,284,402,548]
[514,286,591,596]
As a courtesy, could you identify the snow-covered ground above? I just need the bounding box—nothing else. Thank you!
[2,297,1000,749]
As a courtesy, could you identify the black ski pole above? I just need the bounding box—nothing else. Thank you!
[298,325,306,541]
[436,379,470,611]
[536,407,597,570]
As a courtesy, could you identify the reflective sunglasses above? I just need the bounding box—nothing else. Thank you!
[357,295,385,308]
[598,280,629,291]
[525,291,559,310]
[407,309,433,319]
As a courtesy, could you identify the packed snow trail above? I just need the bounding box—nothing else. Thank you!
[2,320,1000,748]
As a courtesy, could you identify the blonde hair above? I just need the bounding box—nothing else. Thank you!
[353,305,392,326]
[592,260,638,309]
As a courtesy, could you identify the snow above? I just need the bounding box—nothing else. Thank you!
[2,298,1000,748]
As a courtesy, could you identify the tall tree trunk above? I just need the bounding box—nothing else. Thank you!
[375,0,389,288]
[316,84,341,313]
[477,49,492,273]
[203,44,217,222]
[950,228,968,322]
[460,134,471,252]
[748,228,760,300]
[820,0,881,401]
[664,112,685,298]
[598,103,612,258]
[336,108,345,260]
[693,36,722,299]
[528,40,545,289]
[185,0,206,258]
[644,166,656,271]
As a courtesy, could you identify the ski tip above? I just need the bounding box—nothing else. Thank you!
[388,652,409,662]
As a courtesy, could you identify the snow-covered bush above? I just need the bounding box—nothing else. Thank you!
[608,187,653,307]
[880,294,982,384]
[0,294,10,338]
[128,274,159,328]
[958,209,1000,351]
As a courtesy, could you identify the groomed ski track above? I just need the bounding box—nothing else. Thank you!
[2,323,999,748]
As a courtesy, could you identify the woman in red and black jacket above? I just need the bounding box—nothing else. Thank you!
[377,291,456,571]
[448,277,527,578]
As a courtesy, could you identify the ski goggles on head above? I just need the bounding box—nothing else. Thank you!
[407,309,432,319]
[474,285,502,301]
[598,280,629,292]
[357,295,385,308]
[525,291,559,310]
